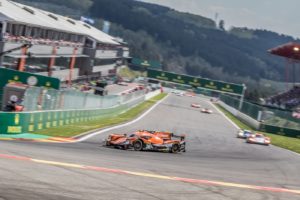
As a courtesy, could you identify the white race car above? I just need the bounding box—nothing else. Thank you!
[246,133,271,146]
[175,92,184,96]
[237,129,253,139]
[191,103,201,108]
[201,108,213,114]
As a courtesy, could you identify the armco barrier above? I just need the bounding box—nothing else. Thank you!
[23,87,122,111]
[0,94,145,134]
[218,101,260,129]
[218,101,300,138]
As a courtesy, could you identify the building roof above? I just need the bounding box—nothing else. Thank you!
[268,42,300,61]
[0,0,119,45]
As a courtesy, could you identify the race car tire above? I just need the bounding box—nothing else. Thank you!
[105,141,111,146]
[133,140,143,151]
[181,145,186,153]
[170,144,180,153]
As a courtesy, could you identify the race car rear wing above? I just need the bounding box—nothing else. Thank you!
[172,134,185,141]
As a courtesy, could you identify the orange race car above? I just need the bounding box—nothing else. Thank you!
[105,130,186,153]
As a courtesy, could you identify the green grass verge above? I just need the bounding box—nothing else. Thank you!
[33,93,167,138]
[216,104,300,154]
[118,66,146,79]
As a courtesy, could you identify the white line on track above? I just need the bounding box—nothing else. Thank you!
[74,94,170,143]
[208,101,240,129]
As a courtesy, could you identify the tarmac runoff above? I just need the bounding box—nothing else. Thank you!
[0,152,299,195]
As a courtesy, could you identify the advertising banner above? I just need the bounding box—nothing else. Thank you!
[147,69,244,95]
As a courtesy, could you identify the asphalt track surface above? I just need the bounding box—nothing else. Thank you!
[0,94,299,200]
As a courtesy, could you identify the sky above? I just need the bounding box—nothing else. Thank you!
[140,0,300,38]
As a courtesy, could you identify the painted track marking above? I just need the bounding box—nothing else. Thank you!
[0,153,299,195]
[208,100,240,129]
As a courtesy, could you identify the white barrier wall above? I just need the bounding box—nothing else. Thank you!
[218,101,238,116]
[218,101,261,130]
[145,90,161,100]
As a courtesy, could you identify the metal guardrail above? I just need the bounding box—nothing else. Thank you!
[0,92,146,134]
[22,87,145,111]
[219,94,300,138]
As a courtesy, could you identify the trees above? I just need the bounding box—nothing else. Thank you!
[218,20,225,31]
[15,0,298,98]
[88,0,297,83]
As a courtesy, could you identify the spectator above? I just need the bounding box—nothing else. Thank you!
[266,85,300,110]
[4,101,16,112]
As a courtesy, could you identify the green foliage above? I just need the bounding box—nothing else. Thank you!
[229,27,256,39]
[12,0,300,99]
[16,0,92,11]
[218,20,225,31]
[89,0,300,84]
[165,11,216,29]
[14,0,92,16]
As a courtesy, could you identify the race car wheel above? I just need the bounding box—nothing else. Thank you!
[105,141,111,146]
[133,140,143,151]
[170,144,180,153]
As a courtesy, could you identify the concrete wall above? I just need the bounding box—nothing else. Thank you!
[218,101,261,130]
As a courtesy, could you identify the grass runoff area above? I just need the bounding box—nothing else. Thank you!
[33,93,167,138]
[216,104,300,154]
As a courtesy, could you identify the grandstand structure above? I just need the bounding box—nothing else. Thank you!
[269,42,300,86]
[266,42,300,110]
[0,0,129,82]
[265,86,300,110]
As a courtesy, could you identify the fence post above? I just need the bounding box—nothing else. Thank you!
[238,84,246,111]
